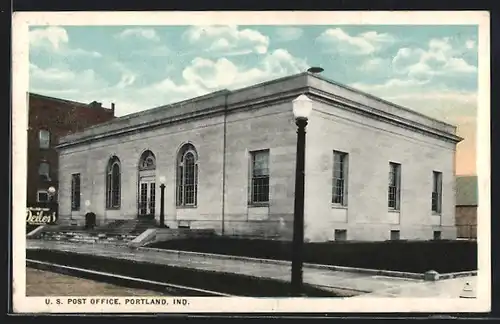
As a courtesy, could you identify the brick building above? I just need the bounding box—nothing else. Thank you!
[56,72,462,242]
[455,175,478,239]
[27,93,115,206]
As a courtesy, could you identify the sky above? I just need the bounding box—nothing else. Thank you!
[28,24,478,175]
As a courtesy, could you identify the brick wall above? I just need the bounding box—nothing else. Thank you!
[27,94,115,205]
[455,206,477,238]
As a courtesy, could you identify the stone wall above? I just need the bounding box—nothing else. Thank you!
[303,100,458,242]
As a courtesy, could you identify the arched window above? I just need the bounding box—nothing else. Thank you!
[106,156,121,209]
[176,143,198,207]
[139,150,156,170]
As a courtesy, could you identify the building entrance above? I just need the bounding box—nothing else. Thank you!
[138,176,155,218]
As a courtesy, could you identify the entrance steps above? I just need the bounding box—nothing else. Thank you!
[28,218,158,246]
[28,219,216,247]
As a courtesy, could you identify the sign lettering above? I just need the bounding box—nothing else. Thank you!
[26,206,58,225]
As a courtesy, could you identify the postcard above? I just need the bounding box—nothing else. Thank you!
[11,10,491,314]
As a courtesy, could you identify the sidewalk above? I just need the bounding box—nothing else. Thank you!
[26,240,475,298]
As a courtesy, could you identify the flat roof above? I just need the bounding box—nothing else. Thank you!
[57,72,463,147]
[29,92,114,111]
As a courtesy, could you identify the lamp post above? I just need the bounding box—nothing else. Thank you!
[47,186,57,224]
[47,186,56,202]
[159,176,166,228]
[291,94,313,297]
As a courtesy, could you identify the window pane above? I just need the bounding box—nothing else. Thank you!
[177,148,199,207]
[177,166,184,205]
[184,154,196,205]
[253,151,269,176]
[252,177,269,203]
[38,163,49,175]
[38,192,48,202]
[106,173,112,207]
[39,130,50,148]
[71,174,81,210]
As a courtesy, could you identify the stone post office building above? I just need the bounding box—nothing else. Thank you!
[56,72,462,242]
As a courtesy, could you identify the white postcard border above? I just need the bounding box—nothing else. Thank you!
[11,10,491,314]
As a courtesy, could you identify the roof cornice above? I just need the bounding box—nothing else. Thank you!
[308,87,463,144]
[56,74,462,149]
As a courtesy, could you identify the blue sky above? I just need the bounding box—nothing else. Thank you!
[28,24,478,175]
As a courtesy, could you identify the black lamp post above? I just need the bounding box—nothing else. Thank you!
[47,186,57,225]
[159,176,166,227]
[291,94,313,297]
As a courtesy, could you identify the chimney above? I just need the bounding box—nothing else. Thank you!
[111,102,115,113]
[89,101,102,108]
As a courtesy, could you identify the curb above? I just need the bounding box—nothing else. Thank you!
[136,247,426,280]
[26,258,233,296]
[26,250,340,297]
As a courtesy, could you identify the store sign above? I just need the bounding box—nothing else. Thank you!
[26,205,58,225]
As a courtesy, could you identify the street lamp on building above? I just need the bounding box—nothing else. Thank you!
[159,176,166,228]
[291,94,313,297]
[47,186,56,202]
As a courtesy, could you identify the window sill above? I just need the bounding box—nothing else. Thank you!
[248,203,269,208]
[176,205,198,209]
[106,207,121,210]
[331,204,348,209]
[388,209,400,213]
[432,212,442,216]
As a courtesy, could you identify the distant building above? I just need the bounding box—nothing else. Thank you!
[27,93,116,206]
[455,175,478,239]
[56,72,462,242]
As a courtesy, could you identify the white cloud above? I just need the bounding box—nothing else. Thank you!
[131,45,171,57]
[466,39,476,49]
[30,26,68,50]
[358,57,388,72]
[30,48,308,116]
[350,78,477,124]
[181,48,309,90]
[116,28,160,42]
[30,63,108,92]
[316,28,395,55]
[29,26,101,57]
[183,25,269,55]
[392,37,476,79]
[275,27,303,41]
[110,62,137,89]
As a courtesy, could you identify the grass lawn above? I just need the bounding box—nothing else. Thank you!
[26,267,163,296]
[147,237,477,274]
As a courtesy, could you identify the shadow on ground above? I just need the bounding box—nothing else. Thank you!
[26,249,340,297]
[147,237,477,273]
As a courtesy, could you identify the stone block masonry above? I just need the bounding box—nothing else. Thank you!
[56,72,462,242]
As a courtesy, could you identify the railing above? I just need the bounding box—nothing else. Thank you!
[456,224,477,240]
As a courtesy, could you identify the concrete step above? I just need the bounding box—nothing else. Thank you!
[38,231,138,245]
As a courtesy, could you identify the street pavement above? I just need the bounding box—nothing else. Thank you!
[26,240,476,298]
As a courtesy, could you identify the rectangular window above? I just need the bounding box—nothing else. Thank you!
[39,130,50,149]
[38,162,50,182]
[390,230,400,241]
[433,230,442,240]
[432,171,443,214]
[250,150,270,204]
[332,151,348,205]
[37,190,48,203]
[334,229,347,241]
[71,173,81,211]
[388,162,401,210]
